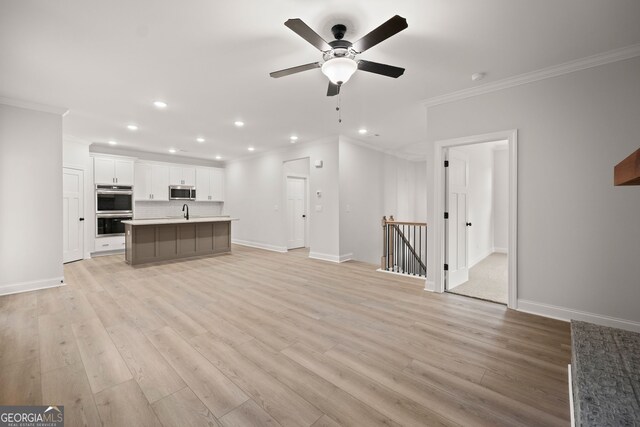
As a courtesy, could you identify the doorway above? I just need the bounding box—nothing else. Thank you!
[285,176,308,250]
[445,142,508,304]
[63,167,84,263]
[432,130,518,309]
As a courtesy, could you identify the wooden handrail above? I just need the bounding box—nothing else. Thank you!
[385,221,427,226]
[382,216,426,227]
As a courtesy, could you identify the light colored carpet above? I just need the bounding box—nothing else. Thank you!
[448,253,507,304]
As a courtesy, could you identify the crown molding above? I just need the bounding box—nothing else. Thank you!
[423,43,640,108]
[0,96,68,116]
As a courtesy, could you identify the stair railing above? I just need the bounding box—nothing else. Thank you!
[381,216,427,277]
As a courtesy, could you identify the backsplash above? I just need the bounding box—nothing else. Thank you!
[135,200,224,219]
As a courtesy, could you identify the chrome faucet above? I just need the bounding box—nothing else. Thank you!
[182,204,189,220]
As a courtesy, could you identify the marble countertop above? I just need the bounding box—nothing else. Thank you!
[122,216,237,225]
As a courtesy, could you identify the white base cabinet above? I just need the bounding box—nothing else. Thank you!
[94,235,125,252]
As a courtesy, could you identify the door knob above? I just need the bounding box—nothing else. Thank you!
[466,222,472,226]
[302,214,306,218]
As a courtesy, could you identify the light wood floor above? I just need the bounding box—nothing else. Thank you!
[0,245,571,426]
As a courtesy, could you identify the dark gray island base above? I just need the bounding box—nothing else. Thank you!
[123,217,235,265]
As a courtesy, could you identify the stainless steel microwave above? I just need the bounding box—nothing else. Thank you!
[169,185,196,200]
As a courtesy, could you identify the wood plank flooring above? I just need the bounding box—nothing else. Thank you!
[0,245,571,426]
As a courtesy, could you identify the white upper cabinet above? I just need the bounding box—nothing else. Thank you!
[169,166,196,186]
[134,163,152,201]
[94,156,134,185]
[195,168,210,201]
[151,164,170,200]
[211,168,225,201]
[134,162,170,201]
[195,167,225,202]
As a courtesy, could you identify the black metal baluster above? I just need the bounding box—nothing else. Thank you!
[418,225,421,276]
[409,225,416,274]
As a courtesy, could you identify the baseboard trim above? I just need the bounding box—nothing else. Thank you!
[376,268,426,281]
[232,239,287,253]
[339,253,353,263]
[493,247,508,254]
[424,280,436,292]
[90,249,124,257]
[308,252,349,263]
[0,277,66,296]
[517,299,640,333]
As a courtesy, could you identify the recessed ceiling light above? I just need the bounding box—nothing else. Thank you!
[153,100,168,109]
[127,124,138,131]
[215,155,222,160]
[196,137,205,143]
[290,135,298,142]
[168,148,176,153]
[358,128,367,134]
[234,121,244,127]
[108,140,117,145]
[247,147,255,152]
[471,72,486,81]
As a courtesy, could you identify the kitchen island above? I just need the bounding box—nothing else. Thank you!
[122,216,236,265]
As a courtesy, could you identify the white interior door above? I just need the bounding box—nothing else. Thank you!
[446,149,470,289]
[286,176,306,249]
[63,168,84,263]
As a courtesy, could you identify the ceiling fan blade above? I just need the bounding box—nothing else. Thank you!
[284,18,332,51]
[327,82,340,96]
[358,60,405,78]
[270,62,321,78]
[352,15,408,53]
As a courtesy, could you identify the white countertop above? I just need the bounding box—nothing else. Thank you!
[122,216,237,226]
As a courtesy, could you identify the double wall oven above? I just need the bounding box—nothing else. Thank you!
[95,185,133,237]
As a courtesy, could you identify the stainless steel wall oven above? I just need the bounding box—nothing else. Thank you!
[95,185,133,237]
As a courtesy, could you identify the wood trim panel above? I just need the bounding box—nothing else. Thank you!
[614,148,640,186]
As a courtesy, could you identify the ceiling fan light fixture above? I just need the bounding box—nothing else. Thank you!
[321,58,357,85]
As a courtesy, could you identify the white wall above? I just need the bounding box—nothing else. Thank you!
[339,137,427,265]
[339,138,385,264]
[225,137,340,258]
[493,148,509,251]
[225,136,427,265]
[425,56,640,328]
[0,103,64,294]
[283,158,310,177]
[452,144,494,267]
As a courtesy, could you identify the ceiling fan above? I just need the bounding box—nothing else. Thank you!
[270,15,408,96]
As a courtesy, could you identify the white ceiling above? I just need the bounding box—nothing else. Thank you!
[2,0,640,161]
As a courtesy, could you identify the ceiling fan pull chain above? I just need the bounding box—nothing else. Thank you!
[337,93,342,123]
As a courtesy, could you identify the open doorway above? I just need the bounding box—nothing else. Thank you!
[445,142,508,304]
[283,158,310,250]
[432,129,518,309]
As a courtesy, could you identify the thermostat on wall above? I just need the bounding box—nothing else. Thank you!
[314,160,323,168]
